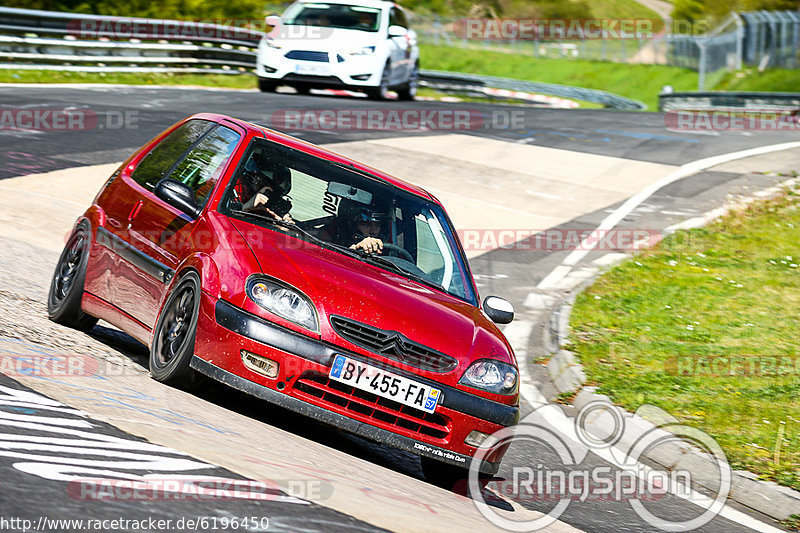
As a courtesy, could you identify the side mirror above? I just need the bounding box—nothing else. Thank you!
[265,15,281,27]
[483,296,514,324]
[388,25,407,38]
[155,178,201,219]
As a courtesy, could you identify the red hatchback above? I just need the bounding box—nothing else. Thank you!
[48,113,519,478]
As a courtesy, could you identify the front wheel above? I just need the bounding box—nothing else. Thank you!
[258,78,277,92]
[47,222,98,331]
[366,64,391,100]
[150,271,203,388]
[397,62,418,101]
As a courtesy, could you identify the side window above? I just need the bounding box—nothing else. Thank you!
[168,126,240,206]
[390,7,408,29]
[131,120,214,190]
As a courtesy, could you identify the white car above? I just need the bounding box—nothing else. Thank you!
[256,0,419,100]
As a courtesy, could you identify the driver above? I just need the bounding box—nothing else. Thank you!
[337,201,390,254]
[241,157,293,223]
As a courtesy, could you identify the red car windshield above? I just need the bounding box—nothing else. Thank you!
[220,138,477,305]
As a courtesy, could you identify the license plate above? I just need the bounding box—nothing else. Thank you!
[329,355,441,414]
[294,63,330,75]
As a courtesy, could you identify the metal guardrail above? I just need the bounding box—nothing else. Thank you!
[419,69,647,110]
[0,7,263,46]
[0,7,647,110]
[0,6,260,74]
[659,91,800,111]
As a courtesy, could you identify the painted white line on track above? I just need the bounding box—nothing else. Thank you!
[537,141,800,289]
[513,142,800,532]
[507,340,787,533]
[520,400,788,533]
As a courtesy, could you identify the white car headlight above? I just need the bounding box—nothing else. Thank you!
[349,45,375,55]
[246,276,318,332]
[265,39,283,50]
[459,360,518,395]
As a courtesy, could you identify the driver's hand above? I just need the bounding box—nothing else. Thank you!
[350,237,383,254]
[253,192,270,208]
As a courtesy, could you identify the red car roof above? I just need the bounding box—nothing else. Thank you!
[197,113,437,203]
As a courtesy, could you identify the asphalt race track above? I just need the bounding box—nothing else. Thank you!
[0,84,797,533]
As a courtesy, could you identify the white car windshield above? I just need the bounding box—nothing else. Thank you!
[221,138,477,305]
[282,3,382,32]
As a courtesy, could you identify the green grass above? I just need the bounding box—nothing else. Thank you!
[569,185,800,490]
[590,0,665,34]
[714,67,800,92]
[419,44,698,110]
[0,70,257,89]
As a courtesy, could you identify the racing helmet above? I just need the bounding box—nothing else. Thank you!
[338,198,390,240]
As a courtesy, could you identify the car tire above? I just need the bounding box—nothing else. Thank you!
[47,221,98,331]
[258,78,277,92]
[397,62,418,101]
[366,63,391,100]
[294,86,311,95]
[150,271,204,389]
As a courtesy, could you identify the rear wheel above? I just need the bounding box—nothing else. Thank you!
[47,222,98,331]
[150,271,204,388]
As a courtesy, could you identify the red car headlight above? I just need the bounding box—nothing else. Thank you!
[246,275,319,333]
[459,359,518,395]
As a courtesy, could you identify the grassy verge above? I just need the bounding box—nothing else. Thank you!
[0,70,256,89]
[714,67,800,93]
[569,184,800,490]
[416,87,605,108]
[590,0,665,33]
[419,44,698,110]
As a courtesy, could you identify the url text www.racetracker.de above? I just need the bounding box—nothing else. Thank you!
[0,515,270,532]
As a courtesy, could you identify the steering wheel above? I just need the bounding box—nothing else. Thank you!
[380,243,414,263]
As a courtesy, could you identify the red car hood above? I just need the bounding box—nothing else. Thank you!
[228,218,515,372]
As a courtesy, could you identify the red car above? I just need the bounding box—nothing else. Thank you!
[48,113,519,479]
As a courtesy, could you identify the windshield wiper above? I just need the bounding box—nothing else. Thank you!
[229,209,445,290]
[359,253,446,293]
[229,209,364,260]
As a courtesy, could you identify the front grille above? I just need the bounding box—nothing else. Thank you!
[285,50,329,62]
[294,372,451,439]
[330,316,458,373]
